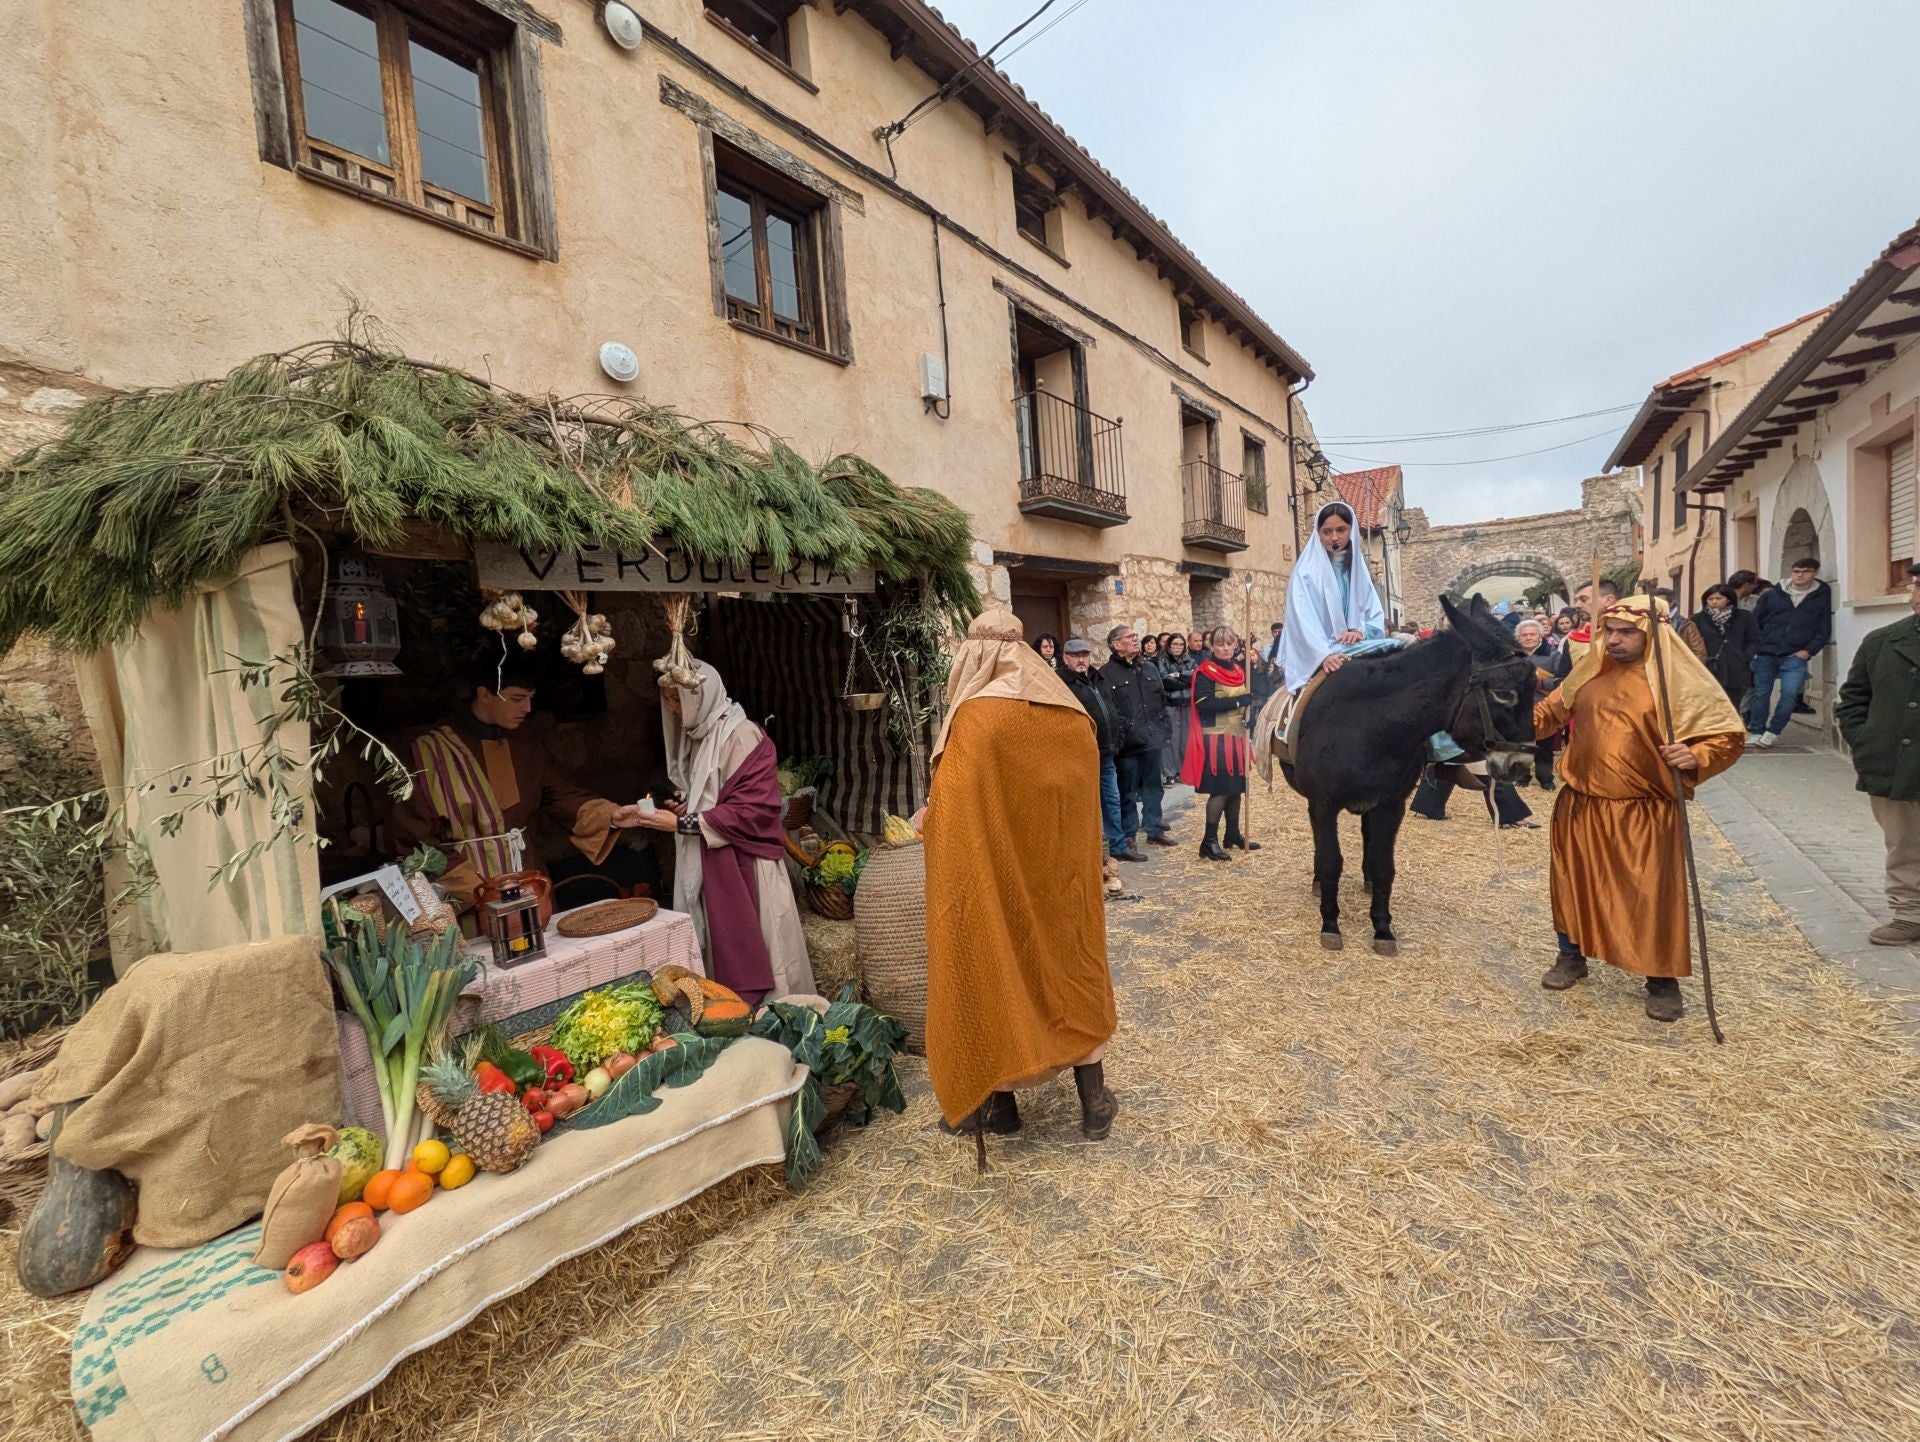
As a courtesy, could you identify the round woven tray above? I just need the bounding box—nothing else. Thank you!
[554,897,658,938]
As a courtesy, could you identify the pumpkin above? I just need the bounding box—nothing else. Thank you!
[15,1103,139,1298]
[693,980,753,1038]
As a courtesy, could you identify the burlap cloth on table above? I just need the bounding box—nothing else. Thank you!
[35,936,341,1248]
[70,1038,804,1442]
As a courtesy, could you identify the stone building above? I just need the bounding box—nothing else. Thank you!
[1,0,1321,709]
[1396,474,1642,621]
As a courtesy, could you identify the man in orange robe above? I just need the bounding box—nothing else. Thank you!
[924,611,1118,1149]
[1535,596,1745,1022]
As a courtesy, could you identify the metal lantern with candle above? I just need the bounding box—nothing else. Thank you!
[319,553,403,677]
[483,884,547,968]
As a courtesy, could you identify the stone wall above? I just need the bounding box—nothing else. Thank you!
[1397,473,1641,620]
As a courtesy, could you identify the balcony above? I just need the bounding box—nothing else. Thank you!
[1181,459,1247,552]
[1015,389,1128,527]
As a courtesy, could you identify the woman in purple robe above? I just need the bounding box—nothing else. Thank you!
[640,661,812,1003]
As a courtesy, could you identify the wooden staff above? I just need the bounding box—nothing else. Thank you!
[1639,582,1725,1043]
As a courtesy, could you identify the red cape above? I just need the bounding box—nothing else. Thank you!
[1179,659,1246,786]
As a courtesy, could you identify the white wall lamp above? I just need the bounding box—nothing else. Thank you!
[602,2,644,51]
[598,342,640,385]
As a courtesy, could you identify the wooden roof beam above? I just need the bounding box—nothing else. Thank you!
[1786,391,1841,408]
[1829,343,1898,365]
[1795,368,1868,390]
[1859,313,1920,341]
[1755,424,1804,439]
[1767,409,1819,425]
[1889,284,1920,306]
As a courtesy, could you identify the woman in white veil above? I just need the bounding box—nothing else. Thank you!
[1279,501,1387,693]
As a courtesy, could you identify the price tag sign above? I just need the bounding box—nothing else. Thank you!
[373,865,423,923]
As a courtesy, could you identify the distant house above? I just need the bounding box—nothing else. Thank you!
[1605,309,1830,611]
[1670,218,1920,738]
[1330,465,1409,623]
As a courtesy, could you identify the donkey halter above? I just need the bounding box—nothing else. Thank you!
[1454,657,1528,748]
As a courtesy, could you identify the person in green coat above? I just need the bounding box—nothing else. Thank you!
[1837,563,1920,947]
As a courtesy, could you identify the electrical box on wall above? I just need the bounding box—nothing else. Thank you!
[919,353,948,404]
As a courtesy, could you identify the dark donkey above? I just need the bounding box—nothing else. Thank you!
[1278,594,1539,953]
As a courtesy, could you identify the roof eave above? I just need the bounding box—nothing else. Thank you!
[868,0,1313,382]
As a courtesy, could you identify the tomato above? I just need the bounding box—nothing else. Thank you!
[522,1088,549,1113]
[532,1109,555,1133]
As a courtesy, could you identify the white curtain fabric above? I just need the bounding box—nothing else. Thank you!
[75,543,320,971]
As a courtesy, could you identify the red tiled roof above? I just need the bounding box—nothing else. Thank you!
[1657,307,1833,389]
[1331,465,1402,531]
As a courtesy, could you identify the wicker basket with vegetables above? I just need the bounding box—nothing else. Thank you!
[802,842,865,920]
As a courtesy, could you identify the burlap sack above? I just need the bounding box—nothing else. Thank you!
[35,935,342,1248]
[252,1124,342,1269]
[71,1038,804,1442]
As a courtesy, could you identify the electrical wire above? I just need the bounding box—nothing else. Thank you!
[1324,425,1622,469]
[992,0,1095,66]
[1320,402,1641,444]
[878,0,1066,143]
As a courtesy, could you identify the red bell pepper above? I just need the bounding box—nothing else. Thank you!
[473,1060,518,1096]
[529,1045,575,1086]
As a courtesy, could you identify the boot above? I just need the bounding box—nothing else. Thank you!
[1540,952,1588,990]
[1644,977,1684,1023]
[1199,838,1231,862]
[1074,1063,1117,1141]
[1224,832,1262,852]
[939,1091,1021,1136]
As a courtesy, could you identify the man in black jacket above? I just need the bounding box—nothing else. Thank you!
[1099,624,1171,859]
[1061,638,1126,864]
[1746,558,1832,749]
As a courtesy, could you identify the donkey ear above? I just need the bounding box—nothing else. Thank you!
[1469,593,1494,620]
[1438,593,1466,630]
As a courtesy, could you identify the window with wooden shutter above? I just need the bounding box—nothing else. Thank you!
[1888,434,1916,588]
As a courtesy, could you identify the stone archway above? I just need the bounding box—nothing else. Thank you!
[1765,454,1836,728]
[1444,552,1567,602]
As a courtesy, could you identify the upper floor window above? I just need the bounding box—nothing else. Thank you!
[1010,170,1063,260]
[277,0,513,237]
[1650,458,1663,541]
[706,0,801,66]
[1179,302,1208,362]
[1671,434,1690,529]
[1242,433,1268,514]
[707,141,849,361]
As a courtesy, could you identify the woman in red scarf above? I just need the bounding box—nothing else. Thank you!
[1180,627,1260,861]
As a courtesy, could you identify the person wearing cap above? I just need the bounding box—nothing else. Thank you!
[1838,562,1920,947]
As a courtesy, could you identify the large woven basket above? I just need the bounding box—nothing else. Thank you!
[806,883,854,921]
[853,838,927,1053]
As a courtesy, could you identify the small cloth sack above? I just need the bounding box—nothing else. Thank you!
[253,1124,341,1269]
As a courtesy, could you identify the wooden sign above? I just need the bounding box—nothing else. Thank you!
[474,542,875,595]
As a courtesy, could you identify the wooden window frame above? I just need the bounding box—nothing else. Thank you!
[1672,434,1690,530]
[703,0,817,91]
[1242,431,1269,515]
[1008,164,1067,266]
[1848,401,1920,599]
[1179,301,1208,364]
[1650,457,1663,542]
[703,136,851,364]
[244,0,560,259]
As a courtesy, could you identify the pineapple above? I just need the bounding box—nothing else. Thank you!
[417,1047,462,1131]
[420,1053,540,1174]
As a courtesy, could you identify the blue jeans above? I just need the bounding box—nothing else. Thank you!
[1116,751,1166,844]
[1744,653,1809,736]
[1100,756,1124,856]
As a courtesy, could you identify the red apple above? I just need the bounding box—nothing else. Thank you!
[285,1241,339,1293]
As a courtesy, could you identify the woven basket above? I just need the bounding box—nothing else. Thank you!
[853,838,927,1054]
[818,1081,862,1132]
[806,884,854,921]
[0,1027,67,1224]
[554,897,658,938]
[783,788,816,831]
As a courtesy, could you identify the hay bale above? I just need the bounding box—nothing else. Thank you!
[802,912,859,998]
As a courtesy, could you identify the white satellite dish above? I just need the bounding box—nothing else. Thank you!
[598,341,640,384]
[603,2,644,50]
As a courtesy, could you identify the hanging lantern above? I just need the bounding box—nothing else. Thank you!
[483,884,547,968]
[319,554,402,677]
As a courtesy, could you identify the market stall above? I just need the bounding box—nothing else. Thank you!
[0,336,949,1438]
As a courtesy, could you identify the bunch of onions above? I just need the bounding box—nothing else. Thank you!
[480,591,540,650]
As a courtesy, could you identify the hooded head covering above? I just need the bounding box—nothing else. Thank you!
[1280,500,1387,692]
[932,610,1086,765]
[661,660,751,814]
[1562,594,1742,743]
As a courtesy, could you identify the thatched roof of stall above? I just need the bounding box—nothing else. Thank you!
[0,341,979,654]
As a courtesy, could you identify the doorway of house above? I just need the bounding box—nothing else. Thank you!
[1777,506,1833,733]
[1010,576,1069,657]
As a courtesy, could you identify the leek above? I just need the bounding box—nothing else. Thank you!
[328,923,476,1171]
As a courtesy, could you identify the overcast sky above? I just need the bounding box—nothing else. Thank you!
[932,0,1920,524]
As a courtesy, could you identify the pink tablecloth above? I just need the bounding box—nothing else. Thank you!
[336,906,703,1138]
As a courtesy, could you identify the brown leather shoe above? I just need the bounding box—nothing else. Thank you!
[1541,953,1588,990]
[1870,919,1920,947]
[1147,834,1177,847]
[1074,1063,1117,1141]
[1644,979,1684,1023]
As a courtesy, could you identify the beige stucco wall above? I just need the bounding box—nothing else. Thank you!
[0,0,1307,601]
[1638,314,1826,605]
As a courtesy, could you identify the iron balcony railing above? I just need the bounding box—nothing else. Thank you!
[1181,459,1247,551]
[1015,389,1128,526]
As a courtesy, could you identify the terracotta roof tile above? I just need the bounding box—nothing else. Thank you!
[1330,465,1402,531]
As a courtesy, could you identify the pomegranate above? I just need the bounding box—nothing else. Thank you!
[284,1241,339,1294]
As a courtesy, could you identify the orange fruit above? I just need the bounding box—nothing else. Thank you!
[387,1170,434,1214]
[324,1201,374,1244]
[363,1169,402,1212]
[438,1154,476,1190]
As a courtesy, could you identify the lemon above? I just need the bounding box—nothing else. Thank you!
[411,1138,451,1175]
[438,1154,477,1190]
